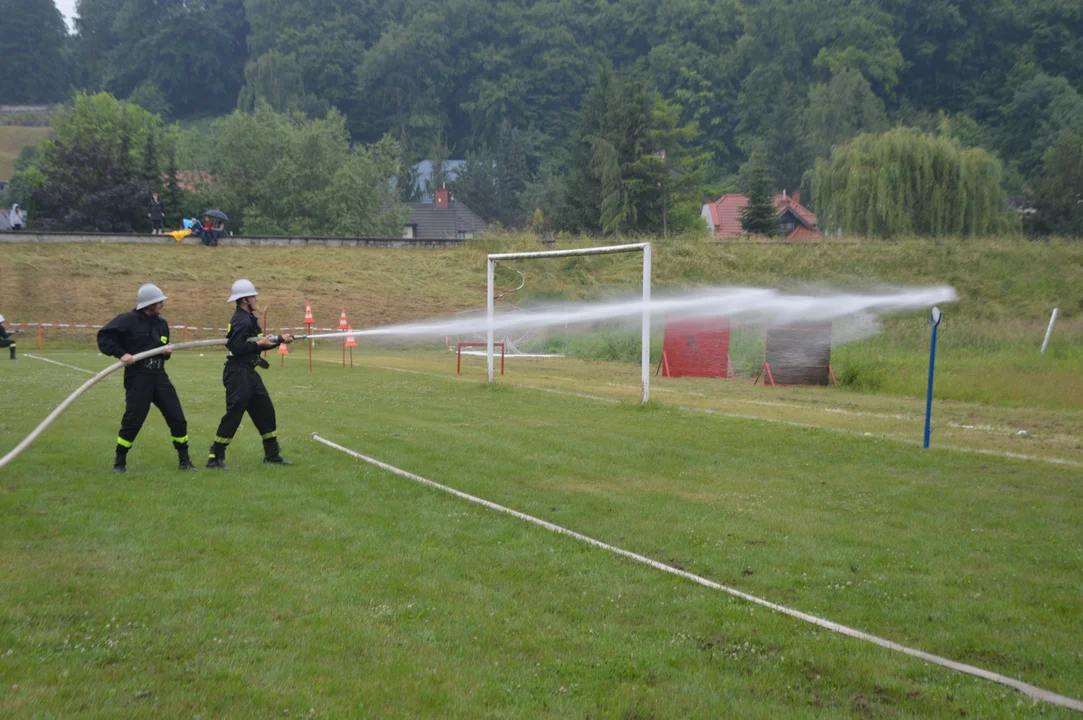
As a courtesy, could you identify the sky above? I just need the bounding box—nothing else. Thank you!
[55,0,77,30]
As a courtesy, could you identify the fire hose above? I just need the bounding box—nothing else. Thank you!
[0,329,382,471]
[0,339,228,470]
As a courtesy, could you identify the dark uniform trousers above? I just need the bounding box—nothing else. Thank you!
[212,363,279,454]
[0,325,15,358]
[119,371,188,448]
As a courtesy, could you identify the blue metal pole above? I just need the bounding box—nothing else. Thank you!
[923,320,939,449]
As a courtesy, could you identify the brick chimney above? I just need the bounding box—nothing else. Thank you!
[435,187,449,208]
[791,190,800,206]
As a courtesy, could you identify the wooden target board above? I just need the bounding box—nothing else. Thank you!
[761,324,834,386]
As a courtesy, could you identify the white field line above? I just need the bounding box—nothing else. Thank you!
[607,383,1080,466]
[310,432,1083,713]
[626,384,1041,436]
[30,353,1081,467]
[312,359,1081,467]
[24,354,96,375]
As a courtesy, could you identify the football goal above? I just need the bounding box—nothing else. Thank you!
[486,243,652,403]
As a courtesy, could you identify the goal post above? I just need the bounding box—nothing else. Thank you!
[487,242,652,403]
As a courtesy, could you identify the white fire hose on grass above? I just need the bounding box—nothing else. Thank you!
[0,339,227,471]
[1,328,444,471]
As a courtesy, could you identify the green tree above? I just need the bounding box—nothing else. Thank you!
[163,144,184,226]
[243,0,385,129]
[560,66,709,236]
[811,127,1019,237]
[355,17,449,150]
[494,121,529,227]
[450,150,500,223]
[141,128,160,188]
[424,137,454,201]
[0,0,70,103]
[237,51,326,116]
[559,67,652,234]
[645,0,743,173]
[805,69,888,161]
[75,0,248,118]
[22,93,170,231]
[204,106,407,236]
[998,73,1083,177]
[738,149,776,235]
[127,82,174,120]
[628,98,712,236]
[0,147,45,210]
[1030,130,1083,237]
[31,139,152,232]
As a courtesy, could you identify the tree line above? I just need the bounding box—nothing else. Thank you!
[2,0,1081,236]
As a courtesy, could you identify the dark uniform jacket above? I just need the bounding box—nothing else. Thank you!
[97,310,172,374]
[0,323,11,340]
[149,198,165,220]
[225,308,278,367]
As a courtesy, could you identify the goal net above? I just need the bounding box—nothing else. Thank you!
[485,243,653,403]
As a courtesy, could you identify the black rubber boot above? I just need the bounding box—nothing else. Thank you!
[263,437,292,465]
[206,443,228,470]
[176,443,197,471]
[113,446,128,474]
[9,346,15,360]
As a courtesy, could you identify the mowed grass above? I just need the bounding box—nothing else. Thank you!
[1,349,1080,717]
[0,126,50,181]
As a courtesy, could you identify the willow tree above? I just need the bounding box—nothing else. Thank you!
[811,127,1018,237]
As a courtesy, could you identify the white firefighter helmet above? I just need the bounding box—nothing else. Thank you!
[136,283,167,310]
[229,279,258,302]
[0,314,5,323]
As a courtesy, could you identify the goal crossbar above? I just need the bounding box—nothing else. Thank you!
[487,243,652,403]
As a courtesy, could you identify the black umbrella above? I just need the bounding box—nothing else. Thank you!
[204,209,229,221]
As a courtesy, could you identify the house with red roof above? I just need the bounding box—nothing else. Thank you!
[701,190,823,240]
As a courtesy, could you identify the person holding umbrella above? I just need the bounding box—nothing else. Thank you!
[201,209,228,246]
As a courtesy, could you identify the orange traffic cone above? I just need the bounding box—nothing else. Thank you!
[278,340,289,366]
[304,302,315,327]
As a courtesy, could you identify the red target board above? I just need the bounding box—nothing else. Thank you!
[659,318,733,378]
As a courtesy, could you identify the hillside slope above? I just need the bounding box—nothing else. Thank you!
[3,236,1079,331]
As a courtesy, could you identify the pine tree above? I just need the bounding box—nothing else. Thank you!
[425,137,452,200]
[739,150,777,235]
[495,121,528,227]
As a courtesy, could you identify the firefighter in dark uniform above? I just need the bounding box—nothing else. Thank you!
[97,284,196,473]
[0,314,16,359]
[206,279,295,469]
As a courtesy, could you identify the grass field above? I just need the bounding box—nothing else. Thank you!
[1,345,1081,717]
[1,237,1081,715]
[0,126,50,181]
